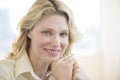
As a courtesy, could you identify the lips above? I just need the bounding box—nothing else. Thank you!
[44,48,61,56]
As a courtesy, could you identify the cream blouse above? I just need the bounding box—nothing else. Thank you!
[0,52,55,80]
[0,51,89,80]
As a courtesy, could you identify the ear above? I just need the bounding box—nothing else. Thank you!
[27,30,32,39]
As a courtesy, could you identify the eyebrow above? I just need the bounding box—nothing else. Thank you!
[39,27,69,33]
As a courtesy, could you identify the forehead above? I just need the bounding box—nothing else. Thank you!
[35,14,69,30]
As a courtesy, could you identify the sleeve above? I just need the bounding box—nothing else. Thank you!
[0,60,13,80]
[79,67,90,80]
[0,76,7,80]
[48,74,56,80]
[0,66,11,80]
[48,69,90,80]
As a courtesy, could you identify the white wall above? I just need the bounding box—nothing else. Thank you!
[101,0,120,80]
[78,54,104,80]
[78,0,120,80]
[0,0,120,79]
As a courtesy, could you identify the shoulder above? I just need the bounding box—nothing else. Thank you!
[0,59,15,80]
[0,58,15,69]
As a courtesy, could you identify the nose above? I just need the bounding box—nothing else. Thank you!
[50,35,60,47]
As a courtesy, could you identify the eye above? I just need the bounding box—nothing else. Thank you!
[60,32,69,37]
[41,31,51,36]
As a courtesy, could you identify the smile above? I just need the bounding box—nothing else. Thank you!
[44,48,61,56]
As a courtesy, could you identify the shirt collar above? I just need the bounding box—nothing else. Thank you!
[15,51,40,80]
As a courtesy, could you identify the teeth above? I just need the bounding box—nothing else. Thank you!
[47,49,58,54]
[45,49,60,55]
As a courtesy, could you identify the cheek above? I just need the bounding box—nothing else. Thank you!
[61,40,69,55]
[62,39,69,49]
[36,38,49,46]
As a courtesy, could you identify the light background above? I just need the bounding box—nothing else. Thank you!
[0,0,120,80]
[0,0,101,56]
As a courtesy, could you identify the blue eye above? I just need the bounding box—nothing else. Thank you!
[41,31,51,35]
[60,33,68,37]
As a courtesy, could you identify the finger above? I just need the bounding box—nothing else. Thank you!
[73,62,80,76]
[74,61,80,69]
[73,73,81,80]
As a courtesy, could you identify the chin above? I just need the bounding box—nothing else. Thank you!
[47,57,59,64]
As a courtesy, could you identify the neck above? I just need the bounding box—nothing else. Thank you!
[28,53,50,80]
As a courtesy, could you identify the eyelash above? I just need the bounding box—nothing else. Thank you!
[41,31,51,35]
[60,33,68,37]
[41,31,68,37]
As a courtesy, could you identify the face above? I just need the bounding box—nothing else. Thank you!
[28,14,69,63]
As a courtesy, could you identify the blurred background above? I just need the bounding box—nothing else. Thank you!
[0,0,120,80]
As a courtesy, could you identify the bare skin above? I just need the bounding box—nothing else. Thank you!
[28,14,82,80]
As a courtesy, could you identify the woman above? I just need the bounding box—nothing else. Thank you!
[0,0,89,80]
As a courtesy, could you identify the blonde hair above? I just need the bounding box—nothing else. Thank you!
[8,0,79,59]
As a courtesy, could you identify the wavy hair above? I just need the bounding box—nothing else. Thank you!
[8,0,80,59]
